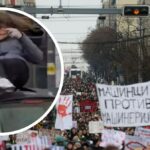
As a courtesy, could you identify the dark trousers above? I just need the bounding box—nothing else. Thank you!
[0,58,29,89]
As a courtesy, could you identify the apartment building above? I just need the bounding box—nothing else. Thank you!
[99,0,116,29]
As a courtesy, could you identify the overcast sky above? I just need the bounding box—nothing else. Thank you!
[35,0,103,70]
[35,0,102,45]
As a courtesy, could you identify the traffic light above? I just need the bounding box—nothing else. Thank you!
[41,16,50,19]
[123,5,149,16]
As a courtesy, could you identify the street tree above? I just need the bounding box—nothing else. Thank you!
[81,25,150,84]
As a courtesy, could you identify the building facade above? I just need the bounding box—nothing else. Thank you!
[62,49,89,72]
[0,0,35,6]
[99,0,116,29]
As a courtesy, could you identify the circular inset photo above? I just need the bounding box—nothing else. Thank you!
[0,8,63,134]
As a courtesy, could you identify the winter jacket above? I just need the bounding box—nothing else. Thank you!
[0,33,43,64]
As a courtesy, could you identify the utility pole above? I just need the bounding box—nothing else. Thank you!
[138,17,144,83]
[59,0,62,8]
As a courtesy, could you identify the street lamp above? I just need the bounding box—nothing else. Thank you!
[97,16,106,28]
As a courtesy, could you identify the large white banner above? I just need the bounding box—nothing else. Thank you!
[55,95,73,130]
[96,82,150,127]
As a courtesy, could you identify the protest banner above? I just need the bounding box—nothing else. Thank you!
[100,129,125,149]
[11,143,50,150]
[12,135,51,150]
[16,130,38,144]
[15,130,51,150]
[0,136,9,141]
[55,95,73,130]
[79,100,97,112]
[89,120,104,133]
[134,127,150,140]
[96,82,150,127]
[125,135,149,150]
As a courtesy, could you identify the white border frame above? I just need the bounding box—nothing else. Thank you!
[0,7,64,136]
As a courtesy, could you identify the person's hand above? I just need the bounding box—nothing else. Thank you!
[6,28,22,39]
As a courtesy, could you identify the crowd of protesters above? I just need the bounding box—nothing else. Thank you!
[47,114,136,150]
[4,72,150,150]
[62,73,97,101]
[51,127,103,150]
[50,72,141,150]
[40,73,132,149]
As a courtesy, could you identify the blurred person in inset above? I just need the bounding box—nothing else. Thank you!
[0,11,43,91]
[146,144,150,150]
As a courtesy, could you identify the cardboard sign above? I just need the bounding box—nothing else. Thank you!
[89,121,104,133]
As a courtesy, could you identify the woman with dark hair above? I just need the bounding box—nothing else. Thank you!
[0,11,43,91]
[69,128,78,141]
